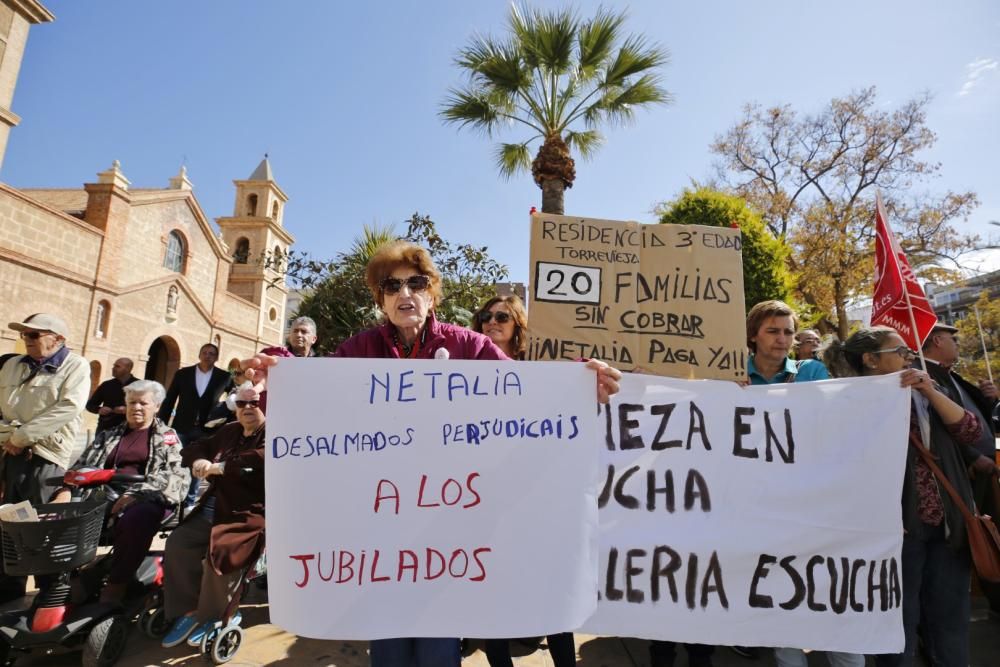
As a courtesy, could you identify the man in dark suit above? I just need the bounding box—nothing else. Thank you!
[922,322,1000,611]
[158,343,230,507]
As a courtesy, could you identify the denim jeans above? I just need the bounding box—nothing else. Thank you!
[369,637,460,667]
[774,648,864,667]
[874,527,970,667]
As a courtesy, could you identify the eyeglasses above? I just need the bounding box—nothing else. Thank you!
[235,400,260,409]
[19,331,52,341]
[478,311,512,324]
[875,346,917,361]
[379,275,430,295]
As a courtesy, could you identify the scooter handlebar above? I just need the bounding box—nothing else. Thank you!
[51,468,146,488]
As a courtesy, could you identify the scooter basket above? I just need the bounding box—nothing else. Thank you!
[0,500,106,575]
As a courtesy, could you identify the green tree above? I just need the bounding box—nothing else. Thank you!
[955,291,1000,383]
[285,214,509,351]
[655,187,792,312]
[711,87,979,338]
[293,224,397,352]
[401,214,509,325]
[441,3,671,214]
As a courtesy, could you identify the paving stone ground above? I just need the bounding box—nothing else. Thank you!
[5,586,999,666]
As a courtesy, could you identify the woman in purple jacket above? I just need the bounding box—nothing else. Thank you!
[247,241,621,667]
[333,241,508,363]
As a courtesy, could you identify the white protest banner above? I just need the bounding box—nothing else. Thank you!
[581,372,909,653]
[265,358,600,640]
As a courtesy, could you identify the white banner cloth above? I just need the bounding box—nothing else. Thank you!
[265,358,600,639]
[580,372,910,653]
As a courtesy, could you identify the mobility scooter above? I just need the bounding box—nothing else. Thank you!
[0,468,173,666]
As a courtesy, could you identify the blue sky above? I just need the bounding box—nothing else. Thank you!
[5,0,999,283]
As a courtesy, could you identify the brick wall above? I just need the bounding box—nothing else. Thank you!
[0,186,102,277]
[122,199,220,308]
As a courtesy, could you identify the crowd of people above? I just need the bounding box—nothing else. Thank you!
[0,239,997,667]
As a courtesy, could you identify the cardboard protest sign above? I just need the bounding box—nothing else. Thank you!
[581,372,908,653]
[265,358,600,640]
[528,213,747,381]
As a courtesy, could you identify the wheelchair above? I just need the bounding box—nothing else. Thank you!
[141,550,265,664]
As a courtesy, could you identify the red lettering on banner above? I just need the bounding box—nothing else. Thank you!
[288,546,493,588]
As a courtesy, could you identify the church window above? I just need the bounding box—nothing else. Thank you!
[247,193,258,216]
[94,300,110,338]
[164,231,186,273]
[234,237,250,264]
[271,201,280,220]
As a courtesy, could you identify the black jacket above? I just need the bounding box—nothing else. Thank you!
[925,361,998,441]
[86,375,137,433]
[157,365,230,436]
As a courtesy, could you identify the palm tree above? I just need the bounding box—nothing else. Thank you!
[441,3,671,214]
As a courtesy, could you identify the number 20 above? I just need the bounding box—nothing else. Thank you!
[546,269,593,296]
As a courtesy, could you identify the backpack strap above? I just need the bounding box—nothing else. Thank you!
[783,360,805,383]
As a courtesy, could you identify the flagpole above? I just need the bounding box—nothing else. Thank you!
[973,305,994,384]
[901,275,929,369]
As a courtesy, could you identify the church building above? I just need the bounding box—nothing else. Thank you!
[0,0,294,389]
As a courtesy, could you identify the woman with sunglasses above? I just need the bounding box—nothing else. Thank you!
[161,384,266,649]
[824,326,991,667]
[243,241,621,667]
[472,294,577,667]
[471,295,528,360]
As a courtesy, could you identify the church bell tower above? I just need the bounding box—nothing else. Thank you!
[216,156,294,340]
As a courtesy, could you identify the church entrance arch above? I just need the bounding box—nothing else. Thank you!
[144,335,181,387]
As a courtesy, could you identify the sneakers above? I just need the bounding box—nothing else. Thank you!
[162,615,199,648]
[187,611,242,647]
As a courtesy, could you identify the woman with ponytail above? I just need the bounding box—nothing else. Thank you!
[824,326,989,667]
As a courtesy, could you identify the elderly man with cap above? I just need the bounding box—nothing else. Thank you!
[921,321,1000,612]
[921,322,998,448]
[0,313,90,603]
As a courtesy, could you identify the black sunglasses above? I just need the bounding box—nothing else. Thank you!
[19,331,52,340]
[478,311,512,324]
[235,400,260,409]
[379,275,430,295]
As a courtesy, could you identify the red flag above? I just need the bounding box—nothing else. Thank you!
[871,195,938,350]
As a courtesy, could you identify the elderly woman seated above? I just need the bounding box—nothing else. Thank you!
[57,379,189,603]
[161,384,266,649]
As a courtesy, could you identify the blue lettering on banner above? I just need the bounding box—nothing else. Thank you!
[271,428,416,459]
[368,369,523,404]
[441,414,580,445]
